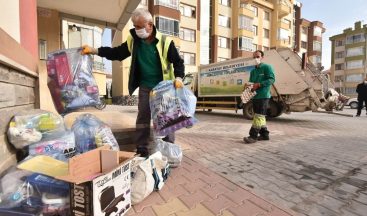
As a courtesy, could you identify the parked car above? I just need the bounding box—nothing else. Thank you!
[347,98,360,109]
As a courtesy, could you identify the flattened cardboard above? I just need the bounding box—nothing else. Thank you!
[17,155,69,177]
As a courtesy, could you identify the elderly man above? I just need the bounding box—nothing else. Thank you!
[82,8,185,157]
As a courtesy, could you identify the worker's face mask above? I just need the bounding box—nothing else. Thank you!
[254,57,261,65]
[135,27,150,39]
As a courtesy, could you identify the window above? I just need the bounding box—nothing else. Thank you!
[346,60,363,69]
[252,44,257,51]
[219,0,231,6]
[238,37,252,51]
[335,40,344,47]
[346,33,365,44]
[218,36,229,48]
[180,52,196,65]
[346,46,364,57]
[335,51,344,59]
[156,17,179,36]
[218,57,229,62]
[346,74,363,82]
[238,15,252,31]
[313,41,322,51]
[335,75,344,82]
[301,27,308,34]
[335,63,344,70]
[314,26,322,37]
[252,6,258,17]
[282,19,291,28]
[180,4,196,18]
[219,15,231,27]
[39,39,47,60]
[278,28,288,40]
[154,0,179,9]
[263,28,269,39]
[253,25,258,36]
[301,41,307,49]
[311,55,321,65]
[179,28,195,42]
[263,11,270,21]
[345,87,356,94]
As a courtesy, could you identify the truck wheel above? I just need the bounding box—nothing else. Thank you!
[242,102,254,120]
[267,101,282,118]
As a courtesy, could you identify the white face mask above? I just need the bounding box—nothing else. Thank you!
[255,58,261,65]
[135,27,150,39]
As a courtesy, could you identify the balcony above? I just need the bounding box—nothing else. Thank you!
[238,29,254,38]
[239,7,254,17]
[277,0,291,18]
[240,0,253,3]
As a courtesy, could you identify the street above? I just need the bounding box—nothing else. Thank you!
[175,108,367,216]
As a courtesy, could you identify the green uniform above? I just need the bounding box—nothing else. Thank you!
[136,40,162,88]
[249,63,275,99]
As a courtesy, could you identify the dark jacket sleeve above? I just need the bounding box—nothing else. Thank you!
[356,84,361,94]
[167,41,185,78]
[97,42,131,61]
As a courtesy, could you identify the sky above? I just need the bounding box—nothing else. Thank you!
[101,28,112,73]
[298,0,367,70]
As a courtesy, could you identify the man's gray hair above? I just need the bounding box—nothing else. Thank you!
[131,8,153,23]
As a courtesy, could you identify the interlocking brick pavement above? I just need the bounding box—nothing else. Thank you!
[124,156,295,216]
[108,105,367,215]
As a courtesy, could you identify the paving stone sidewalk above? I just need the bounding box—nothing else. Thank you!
[125,156,296,216]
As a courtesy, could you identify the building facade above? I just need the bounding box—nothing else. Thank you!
[114,0,324,97]
[330,21,367,97]
[294,2,325,70]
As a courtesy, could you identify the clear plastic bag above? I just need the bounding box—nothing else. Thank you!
[150,80,197,136]
[154,139,182,168]
[7,109,66,149]
[0,167,70,215]
[71,113,119,153]
[28,131,77,161]
[47,48,100,114]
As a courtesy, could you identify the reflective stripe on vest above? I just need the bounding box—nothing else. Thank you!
[126,32,174,81]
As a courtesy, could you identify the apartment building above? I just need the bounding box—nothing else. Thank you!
[329,21,367,97]
[294,2,324,70]
[114,0,323,97]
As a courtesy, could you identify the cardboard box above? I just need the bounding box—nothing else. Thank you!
[18,146,135,216]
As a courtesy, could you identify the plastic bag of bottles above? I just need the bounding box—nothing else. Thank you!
[150,80,197,136]
[28,131,76,161]
[71,113,119,153]
[7,109,66,149]
[46,47,100,114]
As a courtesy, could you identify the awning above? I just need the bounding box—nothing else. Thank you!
[37,0,140,30]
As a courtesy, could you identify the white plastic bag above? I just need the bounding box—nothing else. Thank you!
[130,151,169,204]
[155,139,182,168]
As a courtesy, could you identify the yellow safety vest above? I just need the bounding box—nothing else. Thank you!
[126,31,175,81]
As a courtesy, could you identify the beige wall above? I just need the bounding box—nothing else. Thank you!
[0,0,20,43]
[37,8,61,112]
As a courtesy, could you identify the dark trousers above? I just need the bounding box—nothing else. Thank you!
[249,99,270,139]
[357,98,367,115]
[135,87,175,156]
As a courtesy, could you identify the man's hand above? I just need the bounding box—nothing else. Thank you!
[243,83,251,90]
[251,83,260,92]
[81,45,98,55]
[174,77,184,88]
